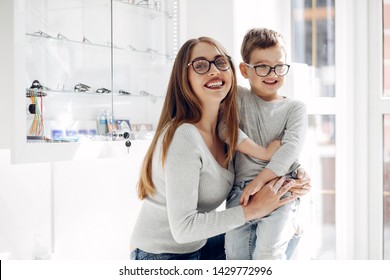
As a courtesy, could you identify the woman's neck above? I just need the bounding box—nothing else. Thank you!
[195,105,219,135]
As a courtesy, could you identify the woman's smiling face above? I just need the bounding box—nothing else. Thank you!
[188,42,233,106]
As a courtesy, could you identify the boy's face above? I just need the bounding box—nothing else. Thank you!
[240,45,287,101]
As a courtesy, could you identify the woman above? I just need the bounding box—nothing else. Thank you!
[130,37,309,260]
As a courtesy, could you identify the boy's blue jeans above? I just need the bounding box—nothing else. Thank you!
[225,180,300,260]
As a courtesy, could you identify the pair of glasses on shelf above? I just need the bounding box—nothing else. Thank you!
[136,0,160,9]
[119,89,131,95]
[74,83,112,94]
[96,88,111,94]
[74,83,91,92]
[34,30,52,38]
[30,80,43,89]
[34,31,70,40]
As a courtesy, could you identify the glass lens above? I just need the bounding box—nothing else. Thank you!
[215,56,230,71]
[275,64,289,76]
[255,65,271,76]
[192,60,210,74]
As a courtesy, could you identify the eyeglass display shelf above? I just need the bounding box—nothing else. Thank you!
[26,88,164,101]
[25,32,174,60]
[2,0,176,163]
[113,0,173,19]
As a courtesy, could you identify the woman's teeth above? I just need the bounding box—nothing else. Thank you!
[206,80,223,88]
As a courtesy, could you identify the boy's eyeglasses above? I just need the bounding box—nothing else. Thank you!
[187,56,231,75]
[244,63,290,77]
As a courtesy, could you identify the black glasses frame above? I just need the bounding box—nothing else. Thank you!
[74,83,91,92]
[187,56,231,75]
[244,63,290,77]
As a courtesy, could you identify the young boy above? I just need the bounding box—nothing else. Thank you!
[225,28,307,260]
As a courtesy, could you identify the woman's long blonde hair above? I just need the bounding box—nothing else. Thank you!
[137,37,239,199]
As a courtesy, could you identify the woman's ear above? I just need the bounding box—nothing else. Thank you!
[239,62,249,78]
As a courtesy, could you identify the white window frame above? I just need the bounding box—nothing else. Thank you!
[368,0,386,259]
[290,0,383,259]
[335,0,368,259]
[337,0,384,259]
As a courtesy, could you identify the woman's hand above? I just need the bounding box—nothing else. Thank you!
[289,167,311,197]
[242,177,296,221]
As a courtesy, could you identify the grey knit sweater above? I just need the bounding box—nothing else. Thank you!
[130,124,246,254]
[234,85,306,184]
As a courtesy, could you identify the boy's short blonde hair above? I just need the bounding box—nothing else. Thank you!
[241,28,287,63]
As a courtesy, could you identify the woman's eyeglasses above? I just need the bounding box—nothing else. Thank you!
[187,56,231,75]
[244,63,290,77]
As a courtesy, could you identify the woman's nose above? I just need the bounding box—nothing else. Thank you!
[208,62,220,74]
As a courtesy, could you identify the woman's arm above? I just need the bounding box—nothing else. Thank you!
[240,166,311,206]
[164,125,246,243]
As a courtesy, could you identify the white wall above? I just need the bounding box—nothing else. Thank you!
[0,150,51,259]
[233,0,292,87]
[179,0,235,54]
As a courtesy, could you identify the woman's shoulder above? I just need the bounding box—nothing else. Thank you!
[176,123,197,134]
[168,123,205,156]
[172,123,201,142]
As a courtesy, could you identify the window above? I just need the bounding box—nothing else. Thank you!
[291,0,336,259]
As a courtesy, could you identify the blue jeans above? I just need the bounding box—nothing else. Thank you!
[130,234,226,260]
[130,232,300,260]
[130,248,200,260]
[286,232,301,259]
[225,180,300,260]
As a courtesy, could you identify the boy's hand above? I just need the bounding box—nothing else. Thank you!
[240,180,263,206]
[242,177,296,221]
[289,167,311,197]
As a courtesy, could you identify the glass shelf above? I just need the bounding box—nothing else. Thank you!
[113,0,173,19]
[25,32,174,60]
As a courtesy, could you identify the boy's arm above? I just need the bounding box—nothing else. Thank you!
[237,138,281,161]
[219,119,281,160]
[265,101,307,176]
[241,101,307,206]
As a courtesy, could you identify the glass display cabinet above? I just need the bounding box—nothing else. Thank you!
[3,0,178,163]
